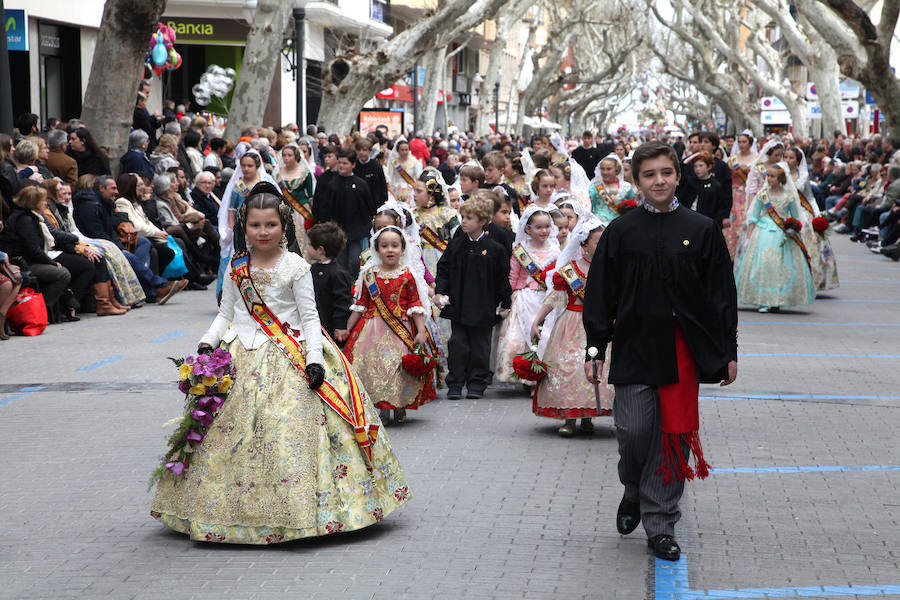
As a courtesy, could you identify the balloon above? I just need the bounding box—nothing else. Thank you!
[224,67,236,78]
[167,25,176,44]
[153,64,166,77]
[171,52,182,70]
[152,43,168,67]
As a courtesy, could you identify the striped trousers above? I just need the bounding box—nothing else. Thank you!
[614,383,688,537]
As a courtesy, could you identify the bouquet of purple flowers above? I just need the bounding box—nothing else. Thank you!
[148,349,236,489]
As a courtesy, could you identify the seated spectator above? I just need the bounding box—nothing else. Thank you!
[190,170,220,226]
[44,129,78,187]
[183,130,204,177]
[67,127,110,177]
[203,137,226,170]
[0,246,21,339]
[149,133,180,174]
[12,139,45,183]
[26,136,54,180]
[120,130,155,180]
[0,184,72,319]
[152,173,218,278]
[43,177,144,309]
[114,172,176,273]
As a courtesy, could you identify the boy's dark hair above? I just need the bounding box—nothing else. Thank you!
[307,221,347,259]
[322,145,338,157]
[699,131,720,148]
[532,149,552,169]
[337,148,357,164]
[491,190,512,214]
[688,131,702,142]
[482,151,506,170]
[209,137,226,152]
[631,141,680,183]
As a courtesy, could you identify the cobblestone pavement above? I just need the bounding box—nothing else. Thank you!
[1,235,899,600]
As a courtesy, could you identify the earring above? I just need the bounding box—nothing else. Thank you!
[280,232,288,247]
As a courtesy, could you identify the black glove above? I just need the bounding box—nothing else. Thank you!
[197,344,214,355]
[306,363,325,390]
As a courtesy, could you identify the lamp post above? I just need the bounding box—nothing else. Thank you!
[292,7,306,129]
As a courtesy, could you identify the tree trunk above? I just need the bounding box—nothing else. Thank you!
[419,46,447,136]
[81,0,167,173]
[224,0,290,140]
[810,59,844,138]
[475,39,505,136]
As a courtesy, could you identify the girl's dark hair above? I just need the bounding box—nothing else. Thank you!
[73,127,106,157]
[525,208,551,226]
[374,208,402,227]
[374,227,406,250]
[240,152,262,169]
[184,130,202,149]
[766,142,785,156]
[239,189,291,232]
[784,147,804,164]
[115,173,139,203]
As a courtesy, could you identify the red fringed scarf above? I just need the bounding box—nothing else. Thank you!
[656,320,711,485]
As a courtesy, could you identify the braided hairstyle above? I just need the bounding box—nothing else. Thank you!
[235,181,291,252]
[418,172,446,205]
[531,168,554,194]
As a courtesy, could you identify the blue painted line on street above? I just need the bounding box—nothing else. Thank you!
[839,279,900,284]
[75,354,125,372]
[149,330,188,343]
[712,465,900,474]
[700,393,900,401]
[0,386,46,407]
[739,352,900,358]
[741,321,900,327]
[655,554,900,599]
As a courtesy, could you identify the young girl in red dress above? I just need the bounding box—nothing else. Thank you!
[345,226,435,424]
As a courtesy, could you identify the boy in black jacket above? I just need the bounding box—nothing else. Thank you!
[306,222,353,345]
[435,190,512,400]
[682,151,730,229]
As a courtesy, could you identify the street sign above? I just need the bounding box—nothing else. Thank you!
[807,101,859,119]
[840,79,860,99]
[759,97,787,111]
[4,9,28,51]
[865,91,876,105]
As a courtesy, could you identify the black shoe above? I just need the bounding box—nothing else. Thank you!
[616,496,641,535]
[647,534,681,561]
[197,274,216,286]
[447,387,463,400]
[880,244,900,261]
[186,281,208,291]
[466,389,484,399]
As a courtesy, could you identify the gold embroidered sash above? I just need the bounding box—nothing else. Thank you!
[282,186,312,221]
[760,196,812,272]
[512,243,549,289]
[797,191,816,217]
[558,261,586,301]
[394,163,416,186]
[419,225,448,252]
[363,269,437,355]
[593,182,618,212]
[231,253,377,465]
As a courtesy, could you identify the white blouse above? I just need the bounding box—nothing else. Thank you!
[200,251,324,366]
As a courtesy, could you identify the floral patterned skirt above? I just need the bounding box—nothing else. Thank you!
[150,340,411,544]
[735,219,816,308]
[533,309,613,419]
[723,184,747,260]
[346,316,435,410]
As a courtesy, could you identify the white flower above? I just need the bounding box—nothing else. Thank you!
[529,345,538,353]
[162,416,184,429]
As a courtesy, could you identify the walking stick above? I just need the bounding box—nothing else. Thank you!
[588,346,602,413]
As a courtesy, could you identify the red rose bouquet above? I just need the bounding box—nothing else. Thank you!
[616,198,638,215]
[402,344,438,377]
[511,339,549,382]
[784,217,802,232]
[812,216,829,235]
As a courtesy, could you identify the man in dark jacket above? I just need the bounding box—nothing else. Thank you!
[583,141,737,563]
[313,149,375,280]
[119,130,155,181]
[132,94,160,152]
[73,178,173,302]
[353,139,388,205]
[572,131,601,177]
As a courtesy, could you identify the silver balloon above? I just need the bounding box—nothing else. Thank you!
[224,67,236,78]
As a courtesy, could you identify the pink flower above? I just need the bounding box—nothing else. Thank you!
[184,355,196,365]
[165,461,185,475]
[191,409,214,427]
[178,380,191,394]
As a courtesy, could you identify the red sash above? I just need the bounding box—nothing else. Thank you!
[761,193,812,271]
[282,186,313,222]
[363,269,438,356]
[394,164,416,186]
[419,225,448,252]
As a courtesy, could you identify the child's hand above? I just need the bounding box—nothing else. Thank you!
[414,331,428,346]
[498,308,511,319]
[433,294,450,308]
[333,329,349,343]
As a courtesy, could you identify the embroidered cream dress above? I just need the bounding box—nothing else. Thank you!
[151,251,410,544]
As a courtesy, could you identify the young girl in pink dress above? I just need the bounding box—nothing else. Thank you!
[530,216,613,436]
[495,205,560,383]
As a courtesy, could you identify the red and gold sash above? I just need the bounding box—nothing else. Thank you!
[282,186,313,222]
[512,243,549,289]
[558,260,586,301]
[517,192,529,215]
[363,268,438,356]
[419,225,448,252]
[231,253,377,465]
[730,160,749,184]
[761,195,812,272]
[394,163,416,186]
[797,191,816,217]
